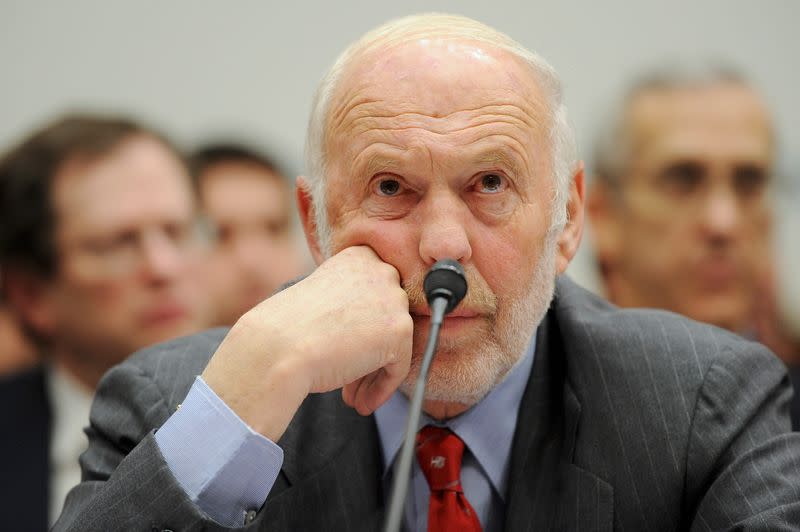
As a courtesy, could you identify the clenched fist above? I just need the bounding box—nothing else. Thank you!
[202,246,413,441]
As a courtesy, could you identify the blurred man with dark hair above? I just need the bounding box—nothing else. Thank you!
[586,64,800,428]
[0,114,210,529]
[190,143,306,326]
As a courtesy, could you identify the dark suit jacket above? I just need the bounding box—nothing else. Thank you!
[789,364,800,430]
[0,366,51,532]
[54,277,800,531]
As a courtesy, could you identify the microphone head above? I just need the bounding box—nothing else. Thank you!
[423,259,468,314]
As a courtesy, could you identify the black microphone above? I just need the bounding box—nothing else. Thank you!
[423,259,468,316]
[383,259,468,532]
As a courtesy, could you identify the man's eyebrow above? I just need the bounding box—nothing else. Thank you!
[473,150,524,175]
[358,148,526,177]
[364,154,401,177]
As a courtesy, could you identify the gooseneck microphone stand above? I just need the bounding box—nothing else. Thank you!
[383,259,467,532]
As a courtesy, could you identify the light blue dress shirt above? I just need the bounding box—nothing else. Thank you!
[154,377,283,526]
[374,338,534,532]
[155,334,536,529]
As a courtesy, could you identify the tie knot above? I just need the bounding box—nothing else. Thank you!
[415,426,465,492]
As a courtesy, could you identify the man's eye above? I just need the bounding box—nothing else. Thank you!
[80,231,137,258]
[659,162,704,194]
[163,222,190,244]
[377,178,401,196]
[478,174,505,193]
[216,225,233,245]
[734,165,768,197]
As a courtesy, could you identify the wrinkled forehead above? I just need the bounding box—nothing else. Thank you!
[325,37,551,143]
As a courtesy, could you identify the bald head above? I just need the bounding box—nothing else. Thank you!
[303,14,577,255]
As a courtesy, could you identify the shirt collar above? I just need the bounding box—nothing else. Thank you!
[374,332,536,501]
[46,363,93,459]
[45,363,94,524]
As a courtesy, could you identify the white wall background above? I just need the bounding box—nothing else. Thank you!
[1,0,798,306]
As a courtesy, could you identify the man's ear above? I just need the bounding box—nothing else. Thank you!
[555,163,586,274]
[3,269,57,338]
[585,176,623,270]
[296,176,325,265]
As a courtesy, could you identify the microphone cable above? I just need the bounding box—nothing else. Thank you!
[383,259,467,532]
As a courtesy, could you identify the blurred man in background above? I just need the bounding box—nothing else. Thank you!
[0,114,211,529]
[190,143,307,326]
[586,65,799,427]
[755,203,800,425]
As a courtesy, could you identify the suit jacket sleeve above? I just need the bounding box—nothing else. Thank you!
[52,335,260,532]
[688,341,800,530]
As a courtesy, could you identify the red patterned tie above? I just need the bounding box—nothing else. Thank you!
[416,426,483,532]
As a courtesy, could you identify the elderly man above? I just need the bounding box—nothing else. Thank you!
[0,114,210,530]
[56,15,799,532]
[189,143,307,326]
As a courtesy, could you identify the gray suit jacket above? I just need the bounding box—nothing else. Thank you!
[54,277,800,531]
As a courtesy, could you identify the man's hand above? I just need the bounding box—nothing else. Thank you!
[201,246,413,441]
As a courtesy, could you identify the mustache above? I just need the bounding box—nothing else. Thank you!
[402,266,497,315]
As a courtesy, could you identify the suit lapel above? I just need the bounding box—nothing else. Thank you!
[505,297,613,532]
[0,366,51,531]
[258,392,385,531]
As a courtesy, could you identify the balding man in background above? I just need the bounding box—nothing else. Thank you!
[0,114,211,530]
[588,65,772,332]
[586,65,800,428]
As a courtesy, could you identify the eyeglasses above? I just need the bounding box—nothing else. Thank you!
[60,217,215,279]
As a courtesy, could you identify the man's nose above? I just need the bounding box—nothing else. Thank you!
[701,184,741,241]
[418,192,472,266]
[140,229,186,280]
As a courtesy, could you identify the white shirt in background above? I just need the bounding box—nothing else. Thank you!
[46,365,92,526]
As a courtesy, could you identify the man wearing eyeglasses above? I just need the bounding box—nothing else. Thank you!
[0,114,211,530]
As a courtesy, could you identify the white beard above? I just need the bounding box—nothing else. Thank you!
[400,230,559,406]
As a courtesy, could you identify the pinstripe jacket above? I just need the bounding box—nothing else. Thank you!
[54,277,800,531]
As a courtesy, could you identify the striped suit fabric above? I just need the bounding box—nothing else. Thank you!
[54,276,800,531]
